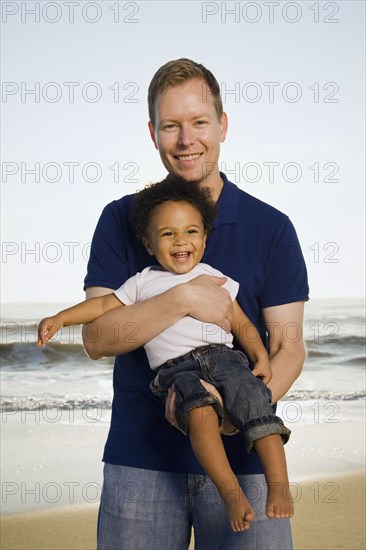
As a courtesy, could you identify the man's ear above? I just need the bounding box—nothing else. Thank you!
[148,121,158,150]
[142,236,154,255]
[219,112,228,143]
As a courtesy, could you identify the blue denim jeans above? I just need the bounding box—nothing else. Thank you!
[97,464,293,549]
[150,344,290,450]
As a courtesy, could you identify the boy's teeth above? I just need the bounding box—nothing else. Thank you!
[173,252,190,261]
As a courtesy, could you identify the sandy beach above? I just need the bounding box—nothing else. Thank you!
[1,471,365,550]
[1,402,365,550]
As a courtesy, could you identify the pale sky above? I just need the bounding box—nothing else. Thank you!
[1,0,365,302]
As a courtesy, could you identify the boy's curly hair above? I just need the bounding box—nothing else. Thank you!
[131,175,217,239]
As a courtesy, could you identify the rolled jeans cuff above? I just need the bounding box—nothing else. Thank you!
[241,415,291,453]
[176,392,224,435]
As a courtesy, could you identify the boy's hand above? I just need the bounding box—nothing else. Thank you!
[37,315,64,347]
[252,358,272,385]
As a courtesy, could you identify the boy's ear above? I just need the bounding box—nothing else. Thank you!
[142,236,154,255]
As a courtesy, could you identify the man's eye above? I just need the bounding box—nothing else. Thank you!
[196,120,207,126]
[163,123,176,130]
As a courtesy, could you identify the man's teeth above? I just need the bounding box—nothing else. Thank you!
[175,154,201,160]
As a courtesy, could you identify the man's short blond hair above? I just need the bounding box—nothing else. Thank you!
[148,58,223,129]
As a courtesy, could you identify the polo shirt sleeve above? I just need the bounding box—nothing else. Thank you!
[83,202,129,291]
[259,217,309,309]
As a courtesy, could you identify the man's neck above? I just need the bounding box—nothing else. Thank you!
[201,173,224,203]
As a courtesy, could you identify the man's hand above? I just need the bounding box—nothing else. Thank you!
[180,275,233,333]
[164,386,187,435]
[165,380,238,436]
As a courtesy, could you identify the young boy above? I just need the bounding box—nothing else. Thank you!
[37,175,293,533]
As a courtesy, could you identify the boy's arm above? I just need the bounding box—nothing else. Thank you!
[61,293,122,325]
[231,299,271,383]
[38,293,121,346]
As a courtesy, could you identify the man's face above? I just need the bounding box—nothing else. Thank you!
[142,201,207,275]
[148,78,228,190]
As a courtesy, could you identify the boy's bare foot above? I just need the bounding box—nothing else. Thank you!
[220,483,254,532]
[266,481,294,519]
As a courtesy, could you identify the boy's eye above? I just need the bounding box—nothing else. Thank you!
[187,229,198,234]
[162,231,173,237]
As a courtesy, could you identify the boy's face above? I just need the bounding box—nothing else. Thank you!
[148,78,227,192]
[142,201,207,274]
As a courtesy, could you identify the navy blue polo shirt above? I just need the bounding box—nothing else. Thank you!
[84,173,309,474]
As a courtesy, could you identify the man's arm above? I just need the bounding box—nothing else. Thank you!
[82,275,233,359]
[263,301,307,404]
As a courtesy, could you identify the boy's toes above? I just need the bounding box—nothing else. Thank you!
[245,511,254,523]
[266,504,275,519]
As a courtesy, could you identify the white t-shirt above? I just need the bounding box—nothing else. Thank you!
[114,263,239,369]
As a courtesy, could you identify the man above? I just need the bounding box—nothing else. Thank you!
[83,58,309,549]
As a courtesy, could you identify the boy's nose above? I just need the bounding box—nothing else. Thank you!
[174,235,187,245]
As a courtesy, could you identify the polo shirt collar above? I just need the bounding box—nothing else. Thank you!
[214,172,240,225]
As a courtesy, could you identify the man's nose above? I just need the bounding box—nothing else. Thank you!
[178,126,194,147]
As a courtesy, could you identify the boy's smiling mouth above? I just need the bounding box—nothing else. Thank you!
[172,251,191,262]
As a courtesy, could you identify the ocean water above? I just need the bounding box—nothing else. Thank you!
[1,299,365,412]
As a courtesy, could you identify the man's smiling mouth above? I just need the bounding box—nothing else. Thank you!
[174,153,202,161]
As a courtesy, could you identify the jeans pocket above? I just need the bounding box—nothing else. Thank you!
[232,349,250,368]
